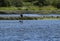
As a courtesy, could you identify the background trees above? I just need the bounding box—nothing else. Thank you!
[0,0,60,8]
[0,0,23,7]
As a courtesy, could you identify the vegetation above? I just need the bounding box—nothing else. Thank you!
[0,16,60,20]
[0,0,60,10]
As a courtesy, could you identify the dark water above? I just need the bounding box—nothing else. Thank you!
[0,20,60,41]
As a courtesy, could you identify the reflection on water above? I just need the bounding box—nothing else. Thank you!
[19,20,23,24]
[0,20,60,41]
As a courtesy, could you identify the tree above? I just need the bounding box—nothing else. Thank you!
[52,0,60,8]
[0,0,7,7]
[33,0,47,6]
[13,0,23,7]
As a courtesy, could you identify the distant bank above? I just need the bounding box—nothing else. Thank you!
[0,10,60,14]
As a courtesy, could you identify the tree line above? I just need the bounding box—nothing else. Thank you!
[0,0,60,8]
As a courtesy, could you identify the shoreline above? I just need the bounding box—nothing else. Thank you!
[0,16,60,20]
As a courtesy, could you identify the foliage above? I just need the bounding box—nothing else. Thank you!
[0,0,60,9]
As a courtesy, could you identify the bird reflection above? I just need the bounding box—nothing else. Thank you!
[19,20,23,24]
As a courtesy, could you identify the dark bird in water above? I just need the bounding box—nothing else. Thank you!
[20,14,23,17]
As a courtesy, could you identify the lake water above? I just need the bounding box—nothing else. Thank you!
[0,14,60,17]
[0,20,60,41]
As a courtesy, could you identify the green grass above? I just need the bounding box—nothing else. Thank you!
[0,7,18,10]
[39,6,57,10]
[0,6,60,14]
[0,6,58,10]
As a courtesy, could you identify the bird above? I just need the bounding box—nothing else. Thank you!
[20,14,23,17]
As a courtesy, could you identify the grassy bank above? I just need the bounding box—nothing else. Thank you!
[0,16,60,20]
[0,6,60,14]
[0,6,58,10]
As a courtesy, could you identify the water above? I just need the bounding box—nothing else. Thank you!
[23,14,60,17]
[0,14,60,17]
[0,20,60,41]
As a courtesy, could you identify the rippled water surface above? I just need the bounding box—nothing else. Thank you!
[0,20,60,41]
[0,14,60,17]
